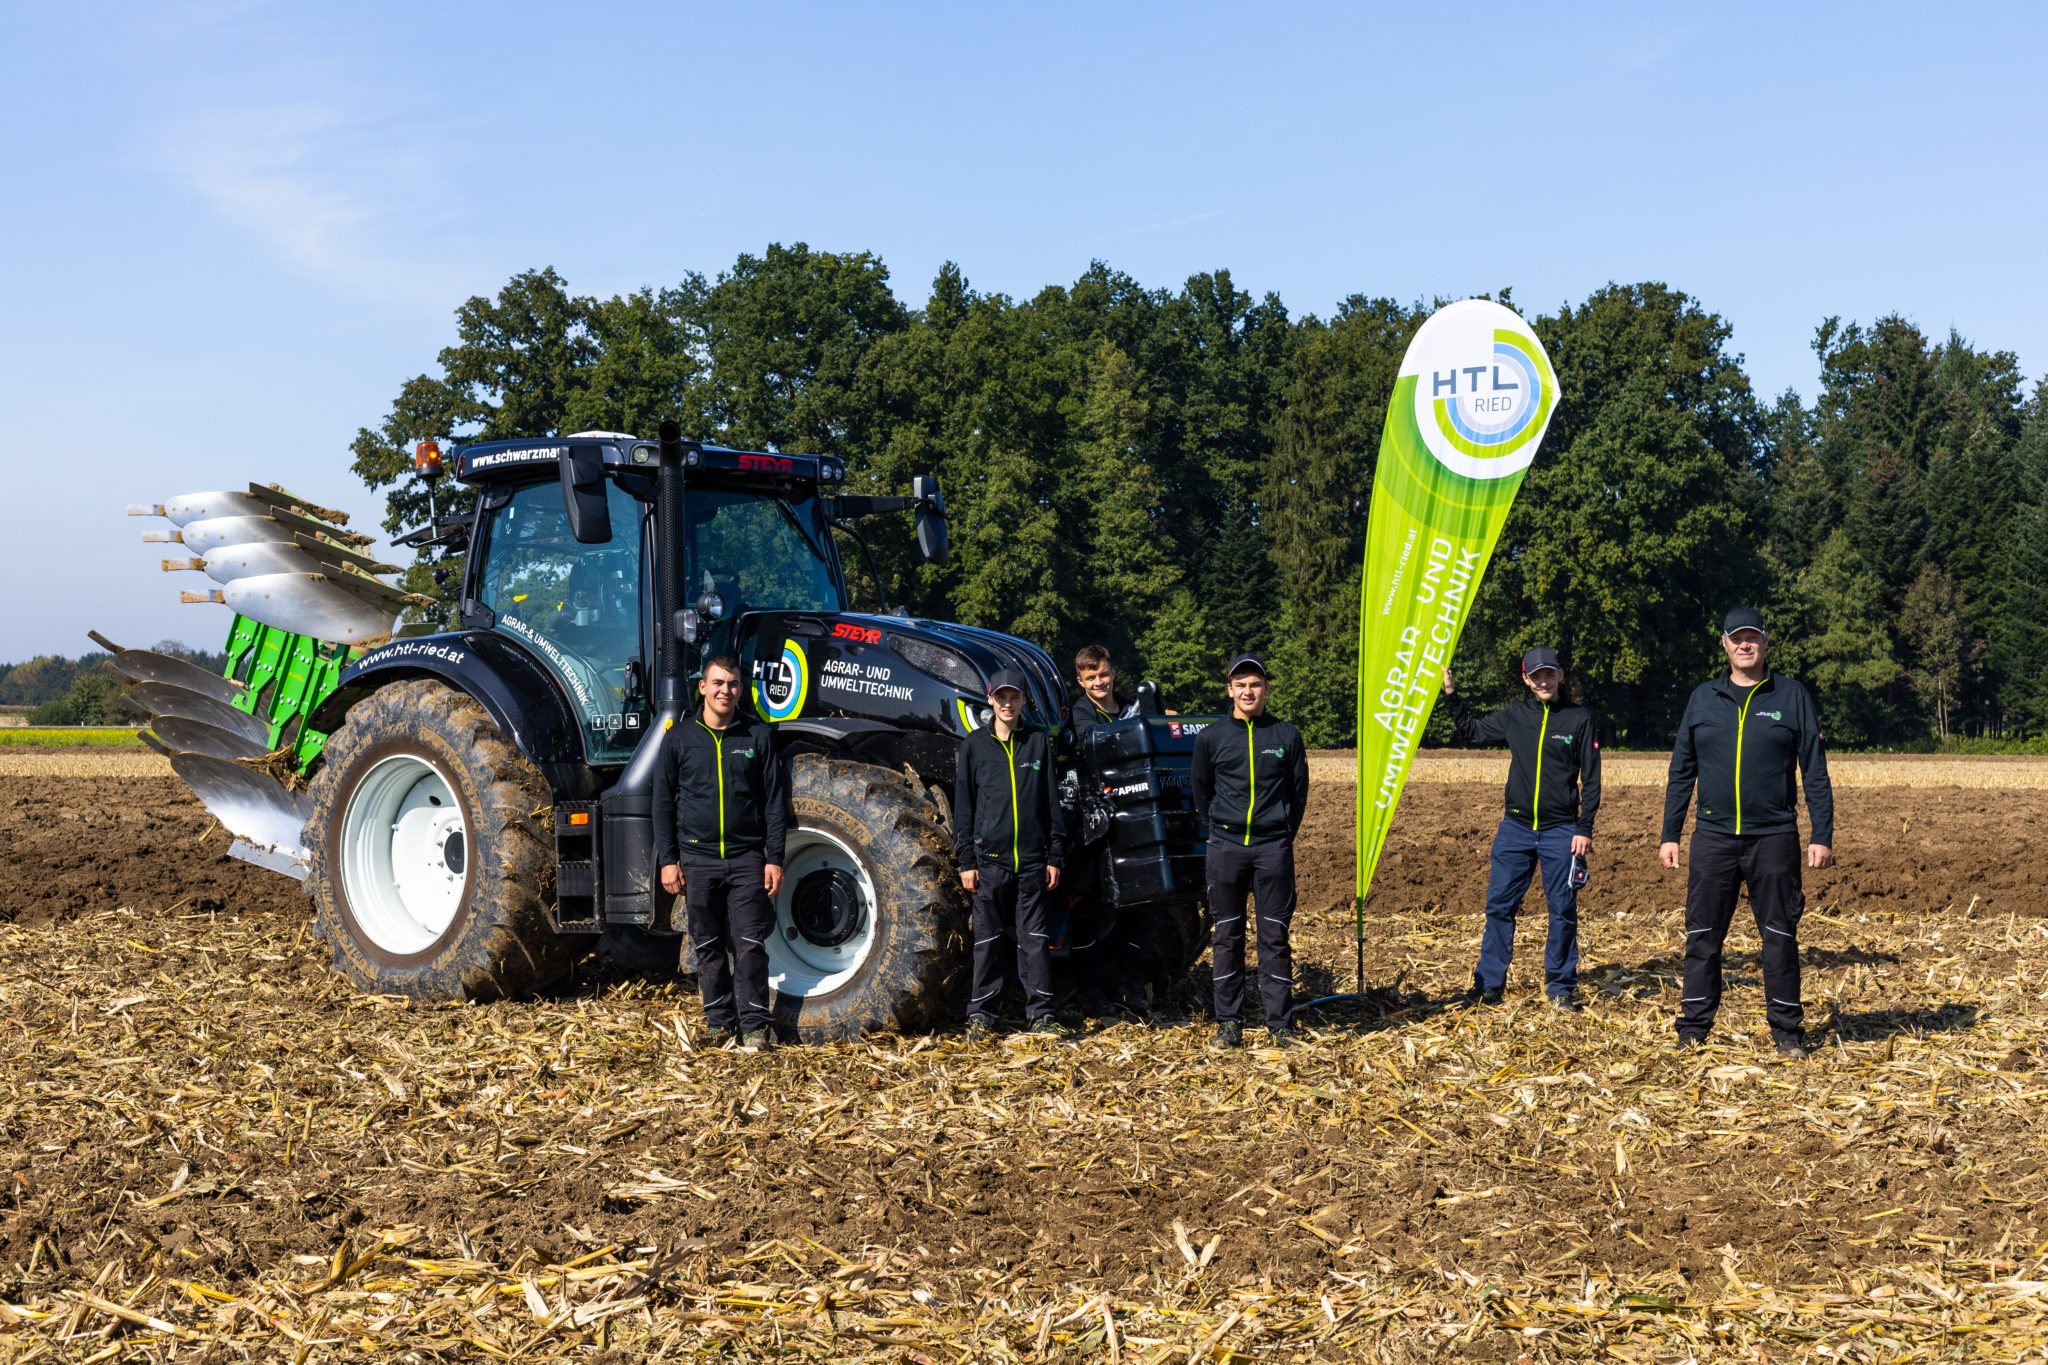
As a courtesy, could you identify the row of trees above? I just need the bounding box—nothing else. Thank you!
[0,643,226,725]
[350,248,2048,747]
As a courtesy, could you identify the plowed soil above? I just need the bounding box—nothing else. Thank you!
[1,769,2045,1359]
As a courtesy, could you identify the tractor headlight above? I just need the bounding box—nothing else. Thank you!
[677,608,700,643]
[697,591,725,622]
[889,635,982,693]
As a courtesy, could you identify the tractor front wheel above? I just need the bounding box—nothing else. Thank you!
[757,756,965,1040]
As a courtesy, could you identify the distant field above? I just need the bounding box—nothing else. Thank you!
[1312,749,2048,789]
[0,727,143,748]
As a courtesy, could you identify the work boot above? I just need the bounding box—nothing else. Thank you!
[1267,1027,1300,1050]
[1462,986,1504,1008]
[737,1029,772,1054]
[1775,1039,1811,1060]
[1209,1021,1244,1051]
[1027,1016,1065,1041]
[965,1014,998,1044]
[1548,993,1583,1014]
[1675,1034,1706,1052]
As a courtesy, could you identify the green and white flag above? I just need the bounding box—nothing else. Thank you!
[1353,300,1560,915]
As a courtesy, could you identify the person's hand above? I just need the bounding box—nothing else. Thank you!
[763,863,783,895]
[1808,844,1833,869]
[660,864,683,895]
[1441,666,1455,695]
[1045,865,1061,890]
[960,868,979,893]
[1659,841,1681,870]
[1570,834,1591,857]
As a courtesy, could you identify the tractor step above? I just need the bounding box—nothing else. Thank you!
[552,802,604,933]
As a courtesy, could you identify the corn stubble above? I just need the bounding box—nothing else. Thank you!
[0,774,2043,1359]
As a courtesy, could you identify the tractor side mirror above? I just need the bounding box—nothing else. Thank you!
[913,475,949,567]
[559,444,613,544]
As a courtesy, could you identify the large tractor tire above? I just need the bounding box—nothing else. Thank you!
[761,755,965,1041]
[304,678,587,1000]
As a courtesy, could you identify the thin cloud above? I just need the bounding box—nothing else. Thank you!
[151,101,467,304]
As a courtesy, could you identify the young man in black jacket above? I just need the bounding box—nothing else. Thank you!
[1069,644,1130,739]
[955,669,1065,1041]
[1661,608,1834,1057]
[1190,653,1310,1050]
[1441,646,1601,1010]
[653,656,788,1052]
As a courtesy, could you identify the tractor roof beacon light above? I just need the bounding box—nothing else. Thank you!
[414,440,444,519]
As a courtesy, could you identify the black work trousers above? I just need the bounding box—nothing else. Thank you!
[679,851,775,1034]
[1678,829,1805,1044]
[968,863,1056,1023]
[1207,837,1296,1029]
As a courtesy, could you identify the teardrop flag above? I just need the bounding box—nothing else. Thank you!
[1351,300,1560,973]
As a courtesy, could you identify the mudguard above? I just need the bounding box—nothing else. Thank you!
[308,631,600,798]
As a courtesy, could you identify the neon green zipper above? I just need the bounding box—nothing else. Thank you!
[1734,680,1760,833]
[1530,702,1548,831]
[697,720,726,856]
[1242,718,1256,845]
[999,733,1020,871]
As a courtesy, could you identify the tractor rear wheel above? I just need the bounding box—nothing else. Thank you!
[756,756,964,1040]
[304,678,586,1000]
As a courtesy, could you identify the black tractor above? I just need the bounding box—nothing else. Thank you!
[283,425,1213,1038]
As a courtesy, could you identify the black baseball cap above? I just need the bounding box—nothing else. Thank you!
[1520,646,1561,674]
[1721,607,1768,637]
[1225,653,1268,678]
[986,668,1028,697]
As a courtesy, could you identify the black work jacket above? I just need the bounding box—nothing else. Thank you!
[1190,712,1310,846]
[1445,693,1602,836]
[1068,691,1129,742]
[954,724,1064,872]
[651,715,788,865]
[1661,671,1834,846]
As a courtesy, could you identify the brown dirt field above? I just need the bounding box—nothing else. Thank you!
[0,774,2045,1359]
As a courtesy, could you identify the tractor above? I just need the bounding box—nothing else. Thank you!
[112,424,1213,1038]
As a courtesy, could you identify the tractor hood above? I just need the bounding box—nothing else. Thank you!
[741,611,1069,744]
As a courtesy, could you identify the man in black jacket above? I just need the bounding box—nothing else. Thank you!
[1190,653,1310,1050]
[1660,608,1835,1057]
[1441,646,1602,1009]
[1069,644,1131,739]
[654,656,788,1052]
[955,669,1065,1041]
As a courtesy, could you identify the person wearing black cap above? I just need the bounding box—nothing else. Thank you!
[955,668,1065,1041]
[1189,653,1310,1050]
[654,655,788,1053]
[1440,646,1602,1009]
[1660,608,1834,1058]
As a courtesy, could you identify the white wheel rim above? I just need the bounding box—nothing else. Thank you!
[765,826,879,997]
[339,754,468,955]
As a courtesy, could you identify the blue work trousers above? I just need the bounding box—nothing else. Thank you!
[1472,818,1579,998]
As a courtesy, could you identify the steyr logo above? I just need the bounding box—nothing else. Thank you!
[831,622,882,644]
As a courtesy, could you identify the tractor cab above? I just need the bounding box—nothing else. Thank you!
[449,435,863,765]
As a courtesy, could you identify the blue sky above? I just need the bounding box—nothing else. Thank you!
[3,0,2042,659]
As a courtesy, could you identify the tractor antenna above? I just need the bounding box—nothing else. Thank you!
[655,420,688,702]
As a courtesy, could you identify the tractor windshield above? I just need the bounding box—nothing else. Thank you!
[474,478,647,763]
[685,488,844,616]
